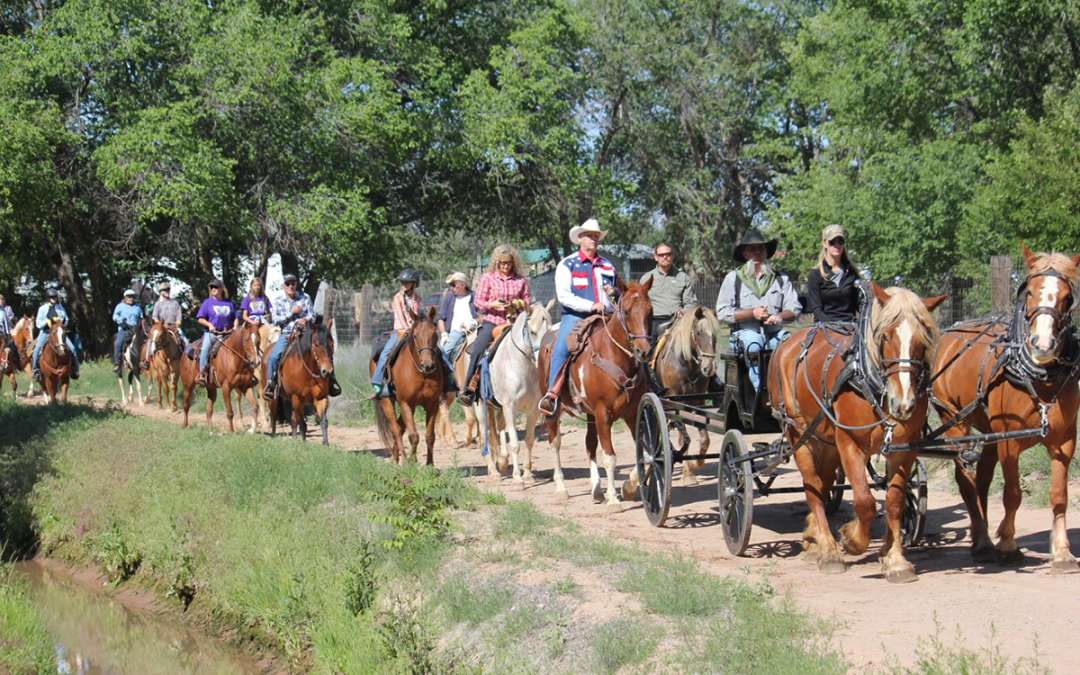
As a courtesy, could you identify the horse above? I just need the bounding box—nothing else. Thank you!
[769,283,945,582]
[933,245,1080,571]
[436,325,479,448]
[179,323,263,433]
[252,322,281,431]
[115,316,152,406]
[12,317,35,398]
[264,320,336,444]
[0,333,22,398]
[537,277,653,511]
[371,307,443,464]
[143,320,183,411]
[651,306,722,484]
[38,320,74,403]
[477,300,553,484]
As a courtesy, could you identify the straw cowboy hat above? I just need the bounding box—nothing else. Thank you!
[731,229,778,263]
[569,218,608,245]
[444,272,470,287]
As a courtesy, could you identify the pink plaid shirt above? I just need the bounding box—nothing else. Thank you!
[474,272,532,325]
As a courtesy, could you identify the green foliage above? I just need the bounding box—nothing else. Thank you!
[882,623,1049,675]
[0,571,52,675]
[618,553,735,617]
[367,466,471,551]
[491,499,552,539]
[589,619,661,675]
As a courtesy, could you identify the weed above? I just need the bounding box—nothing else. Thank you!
[435,573,513,627]
[620,554,729,617]
[0,570,52,674]
[553,574,576,595]
[589,618,661,675]
[344,540,377,616]
[93,522,142,583]
[379,597,481,675]
[492,499,551,540]
[880,623,1049,675]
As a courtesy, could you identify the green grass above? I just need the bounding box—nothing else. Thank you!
[878,623,1050,675]
[0,570,52,675]
[589,619,661,675]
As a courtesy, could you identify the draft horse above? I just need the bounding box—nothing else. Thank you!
[770,283,946,583]
[38,319,75,403]
[537,277,653,511]
[264,320,336,444]
[143,320,184,411]
[371,307,444,464]
[179,323,262,433]
[933,245,1080,571]
[651,306,722,484]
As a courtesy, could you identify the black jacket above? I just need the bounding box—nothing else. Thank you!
[805,266,859,322]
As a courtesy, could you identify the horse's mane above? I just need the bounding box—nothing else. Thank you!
[1029,251,1079,285]
[666,307,721,363]
[869,287,940,366]
[299,323,331,353]
[13,317,29,336]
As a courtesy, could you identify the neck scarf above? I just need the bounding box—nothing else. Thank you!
[735,261,775,299]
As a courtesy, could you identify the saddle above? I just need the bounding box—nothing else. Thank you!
[540,315,604,364]
[371,330,409,395]
[483,323,514,361]
[186,333,230,361]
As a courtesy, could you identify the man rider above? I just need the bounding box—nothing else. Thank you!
[112,289,144,375]
[264,274,342,399]
[32,288,80,381]
[143,282,188,368]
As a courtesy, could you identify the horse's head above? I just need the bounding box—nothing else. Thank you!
[242,322,262,369]
[616,277,654,362]
[869,283,946,421]
[49,319,66,355]
[410,307,440,374]
[306,320,335,379]
[527,299,555,346]
[671,306,721,378]
[1021,244,1080,366]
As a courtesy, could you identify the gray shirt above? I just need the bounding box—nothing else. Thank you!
[640,267,698,317]
[715,270,801,331]
[152,298,183,325]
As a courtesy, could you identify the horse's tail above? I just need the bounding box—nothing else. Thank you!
[373,396,396,452]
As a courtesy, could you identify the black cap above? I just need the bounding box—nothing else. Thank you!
[397,268,421,284]
[283,274,298,284]
[208,278,223,288]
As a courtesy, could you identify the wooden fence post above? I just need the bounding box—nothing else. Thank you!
[990,256,1012,312]
[357,285,374,344]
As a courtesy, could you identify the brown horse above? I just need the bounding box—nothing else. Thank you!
[371,307,443,464]
[0,333,21,398]
[436,326,479,448]
[38,320,74,403]
[265,320,335,444]
[179,324,262,432]
[770,284,945,582]
[143,320,183,411]
[538,277,653,511]
[933,246,1080,571]
[651,306,722,484]
[12,317,35,398]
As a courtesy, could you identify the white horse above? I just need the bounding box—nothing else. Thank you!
[478,300,554,484]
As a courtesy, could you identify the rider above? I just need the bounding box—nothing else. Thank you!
[239,277,273,328]
[804,224,861,323]
[538,219,618,416]
[112,289,144,375]
[438,271,476,368]
[0,294,14,336]
[32,288,80,381]
[368,269,422,399]
[194,279,237,386]
[144,282,187,367]
[456,245,532,407]
[639,243,698,341]
[263,273,341,399]
[715,230,801,392]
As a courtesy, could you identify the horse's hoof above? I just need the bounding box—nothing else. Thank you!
[682,471,699,486]
[553,490,569,502]
[882,563,918,584]
[970,542,997,563]
[802,543,819,563]
[605,501,623,514]
[620,481,637,502]
[591,483,604,504]
[818,559,846,575]
[1050,558,1080,575]
[996,547,1025,566]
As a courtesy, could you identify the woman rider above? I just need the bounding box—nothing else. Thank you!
[239,277,274,349]
[368,269,422,399]
[804,224,861,323]
[456,245,532,407]
[194,279,238,386]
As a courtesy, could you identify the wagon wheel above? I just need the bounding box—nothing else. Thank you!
[635,393,673,527]
[718,429,753,556]
[825,467,845,516]
[901,459,928,547]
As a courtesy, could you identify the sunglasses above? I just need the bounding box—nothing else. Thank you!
[208,285,222,290]
[284,281,297,286]
[655,252,673,258]
[828,238,846,246]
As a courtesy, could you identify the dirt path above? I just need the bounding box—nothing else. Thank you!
[73,395,1080,672]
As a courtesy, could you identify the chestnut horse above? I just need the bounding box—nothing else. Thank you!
[0,333,22,398]
[38,320,74,403]
[12,317,35,398]
[265,320,335,444]
[537,277,653,511]
[179,324,262,432]
[371,307,443,464]
[651,306,722,484]
[143,320,183,411]
[933,246,1080,571]
[770,284,946,582]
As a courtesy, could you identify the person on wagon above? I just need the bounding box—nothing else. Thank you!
[538,219,618,417]
[111,289,144,375]
[239,277,274,328]
[368,269,422,400]
[804,224,862,323]
[438,271,476,367]
[194,279,237,386]
[640,243,698,341]
[715,230,801,392]
[32,288,79,381]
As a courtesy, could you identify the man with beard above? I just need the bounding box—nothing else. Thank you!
[715,230,800,392]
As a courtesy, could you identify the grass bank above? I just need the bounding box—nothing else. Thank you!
[0,571,52,674]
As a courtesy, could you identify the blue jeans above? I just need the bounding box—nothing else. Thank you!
[113,327,130,365]
[441,330,466,367]
[547,315,584,391]
[267,333,289,379]
[733,328,785,391]
[199,332,217,369]
[371,333,399,387]
[33,331,79,373]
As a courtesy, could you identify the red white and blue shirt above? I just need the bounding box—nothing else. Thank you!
[555,250,618,319]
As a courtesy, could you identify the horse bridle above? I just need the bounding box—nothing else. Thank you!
[604,294,651,362]
[405,320,440,374]
[296,326,334,379]
[212,328,259,369]
[1018,269,1075,358]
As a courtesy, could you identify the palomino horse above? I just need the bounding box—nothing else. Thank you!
[477,301,553,484]
[38,320,74,403]
[537,278,654,510]
[933,246,1080,571]
[769,283,946,582]
[371,307,443,464]
[252,322,280,431]
[12,317,35,398]
[0,332,22,398]
[116,316,151,406]
[436,326,479,448]
[179,324,262,433]
[651,306,722,484]
[264,320,336,444]
[143,320,183,411]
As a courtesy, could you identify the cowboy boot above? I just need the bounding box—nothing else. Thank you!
[538,365,569,417]
[456,372,481,407]
[195,365,209,386]
[263,372,278,401]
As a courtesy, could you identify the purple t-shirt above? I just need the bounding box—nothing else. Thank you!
[196,298,236,332]
[239,295,273,322]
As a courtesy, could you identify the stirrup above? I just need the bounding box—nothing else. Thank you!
[538,394,559,417]
[263,381,277,401]
[456,390,475,407]
[195,371,208,386]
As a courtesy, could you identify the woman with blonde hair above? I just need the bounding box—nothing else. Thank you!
[805,224,862,323]
[456,244,532,406]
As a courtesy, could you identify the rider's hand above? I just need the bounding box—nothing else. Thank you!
[591,302,607,314]
[439,332,450,347]
[291,305,302,315]
[752,306,769,321]
[603,285,615,298]
[488,300,505,309]
[297,318,308,326]
[764,314,782,326]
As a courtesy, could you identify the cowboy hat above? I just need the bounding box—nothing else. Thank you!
[444,272,470,287]
[157,282,171,292]
[731,230,778,262]
[569,218,608,245]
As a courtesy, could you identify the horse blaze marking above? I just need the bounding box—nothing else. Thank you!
[1033,282,1058,351]
[897,319,914,405]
